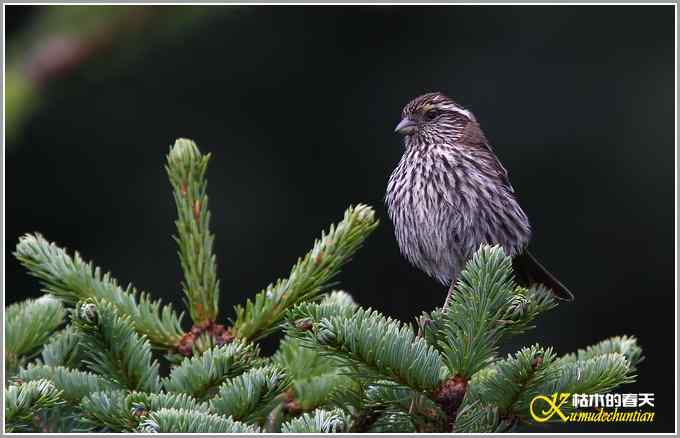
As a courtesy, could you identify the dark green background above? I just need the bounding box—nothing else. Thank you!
[5,5,675,433]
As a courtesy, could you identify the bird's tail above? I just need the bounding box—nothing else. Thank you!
[512,251,574,301]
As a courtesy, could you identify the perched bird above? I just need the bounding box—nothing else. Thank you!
[385,92,573,307]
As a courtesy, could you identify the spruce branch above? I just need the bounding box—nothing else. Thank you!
[558,335,644,371]
[365,411,418,433]
[467,345,556,414]
[457,341,638,431]
[525,352,635,409]
[14,233,185,348]
[280,408,348,433]
[232,204,378,342]
[31,405,89,434]
[176,321,238,357]
[319,289,359,311]
[291,307,445,392]
[286,290,360,326]
[497,285,558,336]
[273,334,355,412]
[5,379,64,432]
[436,245,555,379]
[41,325,83,369]
[416,246,559,430]
[18,364,118,404]
[436,245,515,378]
[71,299,162,392]
[278,292,358,375]
[5,295,65,375]
[138,408,260,433]
[209,365,290,424]
[166,138,220,324]
[291,375,356,413]
[363,381,447,432]
[453,402,507,433]
[283,294,362,412]
[326,383,368,417]
[163,340,259,399]
[79,390,209,432]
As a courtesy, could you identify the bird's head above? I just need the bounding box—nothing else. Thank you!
[395,92,476,143]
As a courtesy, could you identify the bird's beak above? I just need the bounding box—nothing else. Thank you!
[394,117,417,135]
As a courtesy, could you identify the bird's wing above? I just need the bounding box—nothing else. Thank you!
[481,142,514,192]
[460,122,516,193]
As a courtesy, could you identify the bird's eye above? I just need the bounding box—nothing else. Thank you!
[424,109,442,120]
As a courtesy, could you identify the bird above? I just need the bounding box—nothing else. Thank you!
[385,91,573,308]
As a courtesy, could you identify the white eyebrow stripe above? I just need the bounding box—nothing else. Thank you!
[449,106,475,121]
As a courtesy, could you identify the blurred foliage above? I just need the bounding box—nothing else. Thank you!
[5,5,221,143]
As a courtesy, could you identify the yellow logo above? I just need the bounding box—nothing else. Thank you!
[529,392,656,423]
[529,392,571,422]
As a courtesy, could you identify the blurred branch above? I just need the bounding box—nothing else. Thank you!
[5,5,215,144]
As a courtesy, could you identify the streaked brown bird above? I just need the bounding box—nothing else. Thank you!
[385,92,573,307]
